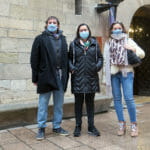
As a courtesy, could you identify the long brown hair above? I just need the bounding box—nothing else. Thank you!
[76,23,91,40]
[109,21,127,38]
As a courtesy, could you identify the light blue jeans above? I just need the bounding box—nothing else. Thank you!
[111,72,136,123]
[37,71,64,129]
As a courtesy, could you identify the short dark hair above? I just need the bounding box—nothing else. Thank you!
[44,16,60,29]
[109,21,127,37]
[76,23,91,39]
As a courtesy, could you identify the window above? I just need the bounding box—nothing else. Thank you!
[75,0,82,15]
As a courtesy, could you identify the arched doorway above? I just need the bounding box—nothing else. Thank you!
[129,5,150,95]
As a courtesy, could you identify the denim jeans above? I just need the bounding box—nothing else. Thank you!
[37,70,64,129]
[111,72,136,123]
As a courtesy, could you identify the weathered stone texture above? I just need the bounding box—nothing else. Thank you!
[0,64,31,80]
[0,17,33,30]
[0,53,18,63]
[11,80,26,91]
[0,0,113,105]
[18,53,30,64]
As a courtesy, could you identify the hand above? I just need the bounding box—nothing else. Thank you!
[72,70,75,74]
[124,44,136,53]
[33,83,37,86]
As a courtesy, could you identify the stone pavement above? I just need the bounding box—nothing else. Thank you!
[0,96,150,150]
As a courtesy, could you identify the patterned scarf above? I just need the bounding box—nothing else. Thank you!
[109,38,126,66]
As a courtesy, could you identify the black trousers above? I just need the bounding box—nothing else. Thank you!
[74,93,95,127]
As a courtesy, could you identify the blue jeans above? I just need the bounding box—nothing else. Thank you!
[111,72,136,123]
[37,71,64,129]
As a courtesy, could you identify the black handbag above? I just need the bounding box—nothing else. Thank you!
[127,49,141,67]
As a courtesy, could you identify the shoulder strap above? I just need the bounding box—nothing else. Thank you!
[96,41,98,62]
[72,42,75,65]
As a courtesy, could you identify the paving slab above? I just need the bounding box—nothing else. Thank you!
[2,142,32,150]
[30,140,61,150]
[0,96,150,150]
[47,136,82,149]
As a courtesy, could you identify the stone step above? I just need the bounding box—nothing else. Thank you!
[0,95,112,130]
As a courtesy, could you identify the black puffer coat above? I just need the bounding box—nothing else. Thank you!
[69,38,103,93]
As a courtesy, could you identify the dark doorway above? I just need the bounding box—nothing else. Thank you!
[129,5,150,95]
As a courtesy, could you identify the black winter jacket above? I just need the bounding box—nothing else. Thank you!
[30,31,69,93]
[69,38,103,93]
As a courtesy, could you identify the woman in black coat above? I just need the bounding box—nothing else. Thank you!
[69,23,103,137]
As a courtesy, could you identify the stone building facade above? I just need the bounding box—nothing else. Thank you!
[0,0,108,106]
[0,0,150,121]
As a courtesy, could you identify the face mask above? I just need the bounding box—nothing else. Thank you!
[79,31,89,39]
[47,23,57,32]
[112,29,122,34]
[111,33,127,40]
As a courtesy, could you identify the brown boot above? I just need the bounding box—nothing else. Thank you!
[117,122,126,136]
[131,123,138,137]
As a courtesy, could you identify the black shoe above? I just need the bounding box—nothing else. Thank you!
[88,126,100,136]
[73,126,81,137]
[36,128,45,140]
[53,127,69,136]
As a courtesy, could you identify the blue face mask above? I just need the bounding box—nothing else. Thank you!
[112,29,122,34]
[47,23,57,32]
[80,31,89,39]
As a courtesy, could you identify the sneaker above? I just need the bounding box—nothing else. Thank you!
[88,126,100,136]
[131,123,138,137]
[53,127,69,136]
[73,126,81,137]
[118,122,126,136]
[36,128,45,140]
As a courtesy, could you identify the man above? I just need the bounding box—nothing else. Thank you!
[30,16,69,140]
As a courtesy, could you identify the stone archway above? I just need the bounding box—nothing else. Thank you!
[129,5,150,95]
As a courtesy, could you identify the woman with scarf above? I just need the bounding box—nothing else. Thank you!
[69,23,103,137]
[104,21,145,137]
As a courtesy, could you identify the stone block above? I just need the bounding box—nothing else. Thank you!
[2,142,32,150]
[0,29,7,37]
[0,38,33,53]
[0,3,9,16]
[8,29,40,39]
[0,52,18,63]
[33,20,45,31]
[61,24,76,36]
[11,80,26,91]
[0,80,11,89]
[10,4,47,20]
[17,39,34,53]
[0,64,31,80]
[47,136,81,149]
[18,53,30,64]
[0,16,33,30]
[9,0,28,6]
[63,0,75,14]
[26,79,36,91]
[29,0,57,9]
[0,38,18,52]
[0,90,38,104]
[0,0,27,5]
[30,141,60,150]
[0,132,19,145]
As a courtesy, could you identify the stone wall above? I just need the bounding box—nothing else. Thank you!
[117,0,150,30]
[0,0,109,105]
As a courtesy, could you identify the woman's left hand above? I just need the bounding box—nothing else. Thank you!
[124,44,136,53]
